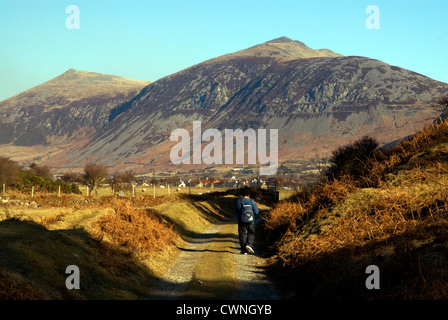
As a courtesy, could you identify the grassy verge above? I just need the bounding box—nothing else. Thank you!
[154,195,236,242]
[0,217,158,299]
[0,191,237,299]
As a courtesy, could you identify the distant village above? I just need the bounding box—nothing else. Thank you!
[51,160,326,194]
[132,161,326,192]
[141,176,275,190]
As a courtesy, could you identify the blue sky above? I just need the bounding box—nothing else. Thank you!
[0,0,447,101]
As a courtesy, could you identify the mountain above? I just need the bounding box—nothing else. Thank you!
[1,37,448,175]
[0,69,149,167]
[207,36,342,62]
[0,69,149,164]
[63,37,448,174]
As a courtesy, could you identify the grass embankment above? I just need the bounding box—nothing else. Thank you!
[0,190,237,299]
[264,119,448,299]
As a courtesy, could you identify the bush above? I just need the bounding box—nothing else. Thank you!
[325,136,379,182]
[94,201,175,257]
[16,170,81,194]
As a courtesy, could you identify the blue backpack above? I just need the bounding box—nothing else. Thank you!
[241,201,255,223]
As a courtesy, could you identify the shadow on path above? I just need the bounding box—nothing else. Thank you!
[147,216,280,300]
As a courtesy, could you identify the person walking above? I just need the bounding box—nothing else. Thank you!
[235,189,259,254]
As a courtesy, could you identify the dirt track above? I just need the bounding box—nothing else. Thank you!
[147,216,280,300]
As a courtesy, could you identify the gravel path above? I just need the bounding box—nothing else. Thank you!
[234,217,281,300]
[147,217,280,300]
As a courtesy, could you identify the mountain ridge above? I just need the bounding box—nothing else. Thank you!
[64,42,448,174]
[1,37,447,175]
[0,69,150,146]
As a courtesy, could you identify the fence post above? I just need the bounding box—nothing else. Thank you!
[153,185,156,198]
[31,186,34,198]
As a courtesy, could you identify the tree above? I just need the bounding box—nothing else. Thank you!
[61,171,84,184]
[432,95,448,114]
[109,170,135,192]
[0,156,20,186]
[83,163,108,194]
[29,162,51,179]
[166,176,179,185]
[311,150,329,181]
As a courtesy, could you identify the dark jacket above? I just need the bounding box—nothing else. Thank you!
[235,197,259,223]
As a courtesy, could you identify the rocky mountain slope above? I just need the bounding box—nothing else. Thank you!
[0,69,149,146]
[1,37,447,175]
[65,37,448,173]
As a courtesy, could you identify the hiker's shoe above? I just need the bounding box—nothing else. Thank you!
[245,245,254,254]
[240,250,247,255]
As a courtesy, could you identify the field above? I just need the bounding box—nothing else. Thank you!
[0,185,284,299]
[74,185,296,200]
[58,185,228,197]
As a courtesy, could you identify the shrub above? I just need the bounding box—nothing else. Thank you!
[94,201,176,257]
[16,170,80,194]
[325,136,379,182]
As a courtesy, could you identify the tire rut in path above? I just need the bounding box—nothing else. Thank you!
[147,218,280,300]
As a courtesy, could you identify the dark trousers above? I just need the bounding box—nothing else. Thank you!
[238,221,255,252]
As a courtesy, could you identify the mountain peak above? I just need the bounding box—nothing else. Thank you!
[56,68,87,81]
[264,36,306,47]
[61,68,79,76]
[210,37,343,63]
[265,36,296,44]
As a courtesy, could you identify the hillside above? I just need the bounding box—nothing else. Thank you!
[263,116,448,299]
[0,69,149,166]
[62,37,448,174]
[1,37,447,175]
